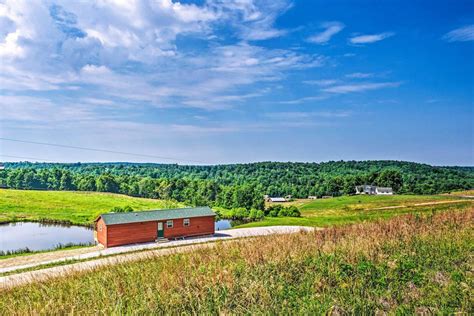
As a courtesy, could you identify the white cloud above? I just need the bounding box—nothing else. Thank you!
[210,0,292,41]
[346,72,373,79]
[278,95,328,104]
[349,32,394,44]
[303,79,339,86]
[308,21,345,44]
[265,111,351,119]
[443,25,474,42]
[323,82,401,94]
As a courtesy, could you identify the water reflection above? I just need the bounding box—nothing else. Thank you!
[0,222,94,253]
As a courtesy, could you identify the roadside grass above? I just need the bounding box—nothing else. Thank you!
[0,209,471,314]
[0,189,183,225]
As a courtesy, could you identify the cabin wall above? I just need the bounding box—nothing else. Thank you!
[97,215,216,248]
[163,215,215,239]
[106,221,158,247]
[95,218,107,247]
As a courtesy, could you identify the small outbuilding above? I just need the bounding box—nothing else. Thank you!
[95,206,216,248]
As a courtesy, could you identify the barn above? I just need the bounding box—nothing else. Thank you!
[94,206,216,248]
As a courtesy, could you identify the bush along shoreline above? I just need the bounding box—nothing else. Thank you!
[215,205,301,224]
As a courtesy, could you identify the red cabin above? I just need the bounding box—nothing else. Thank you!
[94,206,216,248]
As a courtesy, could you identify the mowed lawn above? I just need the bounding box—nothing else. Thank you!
[0,189,183,225]
[240,194,473,228]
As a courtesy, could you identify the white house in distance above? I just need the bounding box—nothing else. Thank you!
[375,187,394,195]
[355,185,393,195]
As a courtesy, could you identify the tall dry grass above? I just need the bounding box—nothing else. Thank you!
[0,208,472,314]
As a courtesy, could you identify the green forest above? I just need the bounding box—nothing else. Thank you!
[1,161,472,210]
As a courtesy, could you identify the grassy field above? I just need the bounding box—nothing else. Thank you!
[1,189,472,228]
[0,209,471,314]
[0,189,183,225]
[239,194,473,227]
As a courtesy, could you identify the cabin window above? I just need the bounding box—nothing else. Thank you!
[98,223,103,232]
[183,218,190,227]
[166,220,173,228]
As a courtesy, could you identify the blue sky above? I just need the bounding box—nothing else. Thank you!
[0,0,473,165]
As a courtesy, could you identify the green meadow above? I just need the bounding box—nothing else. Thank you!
[237,194,472,227]
[0,189,183,225]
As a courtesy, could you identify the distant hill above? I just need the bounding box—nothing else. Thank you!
[2,161,472,206]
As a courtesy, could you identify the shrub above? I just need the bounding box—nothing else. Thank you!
[249,209,265,220]
[265,205,283,216]
[110,205,134,213]
[269,209,279,217]
[266,205,301,217]
[278,208,290,217]
[287,205,301,217]
[228,207,250,220]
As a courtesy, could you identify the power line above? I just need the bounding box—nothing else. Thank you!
[0,154,54,162]
[0,137,206,164]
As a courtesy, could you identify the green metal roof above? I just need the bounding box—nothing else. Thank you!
[99,206,215,226]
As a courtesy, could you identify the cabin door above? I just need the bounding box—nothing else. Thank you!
[157,222,164,238]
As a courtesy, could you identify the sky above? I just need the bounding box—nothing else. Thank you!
[0,0,473,165]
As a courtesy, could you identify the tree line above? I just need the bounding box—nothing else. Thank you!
[0,168,264,210]
[1,160,472,209]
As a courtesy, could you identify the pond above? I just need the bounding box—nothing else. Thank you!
[215,219,233,230]
[0,222,94,253]
[215,219,248,231]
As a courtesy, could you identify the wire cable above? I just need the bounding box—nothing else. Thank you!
[0,137,206,164]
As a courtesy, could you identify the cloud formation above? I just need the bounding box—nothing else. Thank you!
[303,79,339,86]
[212,0,293,41]
[349,32,394,44]
[323,82,401,94]
[308,21,345,44]
[443,25,474,42]
[345,72,373,79]
[0,0,322,116]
